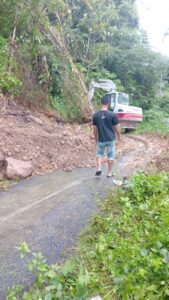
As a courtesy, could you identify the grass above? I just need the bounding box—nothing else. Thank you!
[7,171,169,300]
[0,179,9,191]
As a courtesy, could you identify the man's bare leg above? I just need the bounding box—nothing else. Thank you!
[96,156,102,171]
[107,160,113,177]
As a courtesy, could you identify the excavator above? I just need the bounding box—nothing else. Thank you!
[89,79,143,129]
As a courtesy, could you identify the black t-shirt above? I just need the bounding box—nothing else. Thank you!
[93,110,119,142]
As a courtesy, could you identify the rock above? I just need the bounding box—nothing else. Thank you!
[62,131,68,136]
[14,148,20,154]
[22,156,28,161]
[65,167,73,172]
[75,138,81,146]
[29,115,43,125]
[5,157,34,180]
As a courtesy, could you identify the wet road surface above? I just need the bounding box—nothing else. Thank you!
[0,145,144,299]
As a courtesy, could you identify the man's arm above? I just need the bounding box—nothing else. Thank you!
[93,126,98,142]
[114,124,121,141]
[92,113,98,142]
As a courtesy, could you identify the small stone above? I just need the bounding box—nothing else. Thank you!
[75,138,81,146]
[52,163,58,169]
[65,168,73,172]
[22,156,28,161]
[63,131,68,136]
[14,148,20,153]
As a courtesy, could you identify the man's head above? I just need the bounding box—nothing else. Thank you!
[101,94,111,109]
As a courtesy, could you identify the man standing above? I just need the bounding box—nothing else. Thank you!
[93,94,121,177]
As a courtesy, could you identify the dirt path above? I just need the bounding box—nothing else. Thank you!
[0,134,168,299]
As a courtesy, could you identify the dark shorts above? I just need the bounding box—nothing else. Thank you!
[96,141,115,160]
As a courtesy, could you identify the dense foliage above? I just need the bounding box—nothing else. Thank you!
[8,172,169,299]
[137,109,169,136]
[0,0,169,120]
[0,37,21,95]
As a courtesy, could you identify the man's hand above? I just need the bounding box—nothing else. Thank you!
[114,124,121,143]
[93,126,98,142]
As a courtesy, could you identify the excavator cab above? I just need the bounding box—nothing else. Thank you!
[109,92,129,112]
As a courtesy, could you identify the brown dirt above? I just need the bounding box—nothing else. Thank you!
[121,133,169,174]
[0,99,169,175]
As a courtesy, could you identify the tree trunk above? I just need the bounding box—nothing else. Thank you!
[8,25,17,74]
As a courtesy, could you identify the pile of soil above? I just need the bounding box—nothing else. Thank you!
[0,98,168,175]
[123,134,169,174]
[0,109,96,175]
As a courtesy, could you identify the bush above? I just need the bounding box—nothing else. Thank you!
[0,37,22,96]
[160,96,169,114]
[51,95,68,120]
[137,108,169,136]
[0,72,22,96]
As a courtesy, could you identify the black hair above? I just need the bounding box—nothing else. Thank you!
[101,94,111,105]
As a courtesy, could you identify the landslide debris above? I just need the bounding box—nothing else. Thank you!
[0,99,168,176]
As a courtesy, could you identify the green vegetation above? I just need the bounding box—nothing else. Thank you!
[0,1,169,121]
[136,109,169,136]
[0,37,21,95]
[0,179,9,191]
[8,172,169,299]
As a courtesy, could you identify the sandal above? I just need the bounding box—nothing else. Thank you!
[95,170,102,176]
[107,173,116,178]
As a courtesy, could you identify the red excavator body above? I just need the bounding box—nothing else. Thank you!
[109,92,143,129]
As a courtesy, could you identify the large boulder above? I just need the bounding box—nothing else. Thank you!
[5,157,34,180]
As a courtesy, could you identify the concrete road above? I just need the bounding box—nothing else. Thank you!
[0,149,141,299]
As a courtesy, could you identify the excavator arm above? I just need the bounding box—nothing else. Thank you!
[88,79,117,104]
